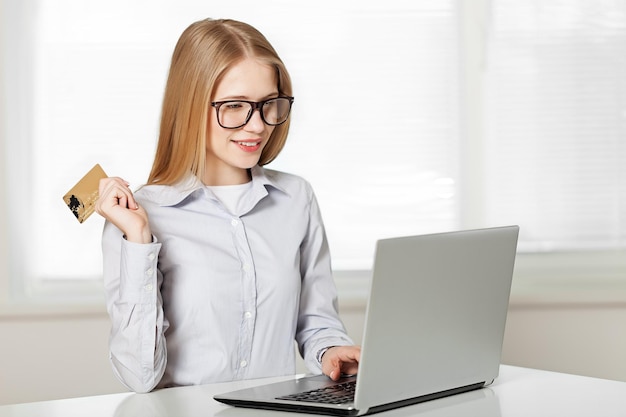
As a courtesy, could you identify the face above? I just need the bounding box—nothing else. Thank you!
[205,58,278,185]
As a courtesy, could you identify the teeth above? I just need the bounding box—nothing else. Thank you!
[239,142,258,147]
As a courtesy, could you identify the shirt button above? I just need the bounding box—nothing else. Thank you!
[240,360,248,368]
[231,219,239,227]
[144,284,153,292]
[243,263,251,272]
[244,311,252,319]
[146,268,154,276]
[147,252,156,261]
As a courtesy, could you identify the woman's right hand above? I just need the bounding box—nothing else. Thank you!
[95,177,152,244]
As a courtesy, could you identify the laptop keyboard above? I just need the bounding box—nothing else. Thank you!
[277,380,356,405]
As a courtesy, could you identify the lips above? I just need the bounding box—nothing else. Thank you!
[232,139,262,153]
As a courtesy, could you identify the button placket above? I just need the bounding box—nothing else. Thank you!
[231,216,257,377]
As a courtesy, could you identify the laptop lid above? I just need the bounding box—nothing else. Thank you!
[214,226,519,416]
[353,225,518,414]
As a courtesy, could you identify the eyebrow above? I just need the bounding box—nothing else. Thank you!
[213,92,280,102]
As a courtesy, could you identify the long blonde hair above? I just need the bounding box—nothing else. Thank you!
[147,19,293,185]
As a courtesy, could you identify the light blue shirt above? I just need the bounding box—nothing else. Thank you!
[102,165,353,393]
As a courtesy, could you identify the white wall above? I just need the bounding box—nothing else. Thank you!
[503,303,626,382]
[0,311,123,404]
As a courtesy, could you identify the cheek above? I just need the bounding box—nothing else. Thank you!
[265,125,276,142]
[207,109,221,135]
[261,128,276,150]
[206,119,229,150]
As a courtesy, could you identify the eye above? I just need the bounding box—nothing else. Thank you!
[263,99,278,108]
[224,101,246,110]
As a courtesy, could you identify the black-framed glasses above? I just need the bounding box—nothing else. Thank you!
[210,96,294,129]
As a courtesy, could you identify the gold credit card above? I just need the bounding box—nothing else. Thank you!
[63,164,108,223]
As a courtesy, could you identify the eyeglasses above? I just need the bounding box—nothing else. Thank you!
[210,97,294,129]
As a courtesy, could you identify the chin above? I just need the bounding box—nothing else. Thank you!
[236,159,261,171]
[240,153,264,168]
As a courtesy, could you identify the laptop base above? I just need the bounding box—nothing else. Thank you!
[215,379,486,416]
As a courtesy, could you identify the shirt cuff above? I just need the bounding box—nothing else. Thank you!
[118,237,161,304]
[316,346,334,365]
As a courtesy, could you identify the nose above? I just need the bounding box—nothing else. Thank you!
[244,108,265,132]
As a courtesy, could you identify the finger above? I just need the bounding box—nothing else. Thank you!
[333,347,360,378]
[99,177,128,195]
[339,347,361,360]
[328,357,345,381]
[116,193,130,210]
[328,348,360,367]
[340,362,359,377]
[100,178,138,210]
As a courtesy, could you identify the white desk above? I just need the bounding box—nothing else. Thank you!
[1,366,625,417]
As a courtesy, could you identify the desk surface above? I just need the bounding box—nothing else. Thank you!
[1,365,625,417]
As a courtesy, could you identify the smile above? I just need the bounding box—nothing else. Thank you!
[233,140,262,152]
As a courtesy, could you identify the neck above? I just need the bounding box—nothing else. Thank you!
[202,167,251,186]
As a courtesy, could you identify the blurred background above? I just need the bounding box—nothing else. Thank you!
[1,0,625,405]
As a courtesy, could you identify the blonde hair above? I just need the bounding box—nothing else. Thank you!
[147,19,293,185]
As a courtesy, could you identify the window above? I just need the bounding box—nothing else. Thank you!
[2,0,625,302]
[484,0,626,252]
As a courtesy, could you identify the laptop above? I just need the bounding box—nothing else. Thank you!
[214,225,519,416]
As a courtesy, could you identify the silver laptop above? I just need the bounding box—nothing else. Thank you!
[214,226,519,416]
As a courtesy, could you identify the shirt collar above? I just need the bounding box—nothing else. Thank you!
[149,165,288,207]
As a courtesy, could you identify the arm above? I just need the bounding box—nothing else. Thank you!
[97,178,168,392]
[295,188,359,377]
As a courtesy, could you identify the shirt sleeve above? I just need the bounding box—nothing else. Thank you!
[295,187,354,373]
[102,220,167,393]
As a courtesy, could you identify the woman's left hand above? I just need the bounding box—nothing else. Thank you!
[321,346,361,381]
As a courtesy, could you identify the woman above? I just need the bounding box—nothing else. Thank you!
[95,18,360,393]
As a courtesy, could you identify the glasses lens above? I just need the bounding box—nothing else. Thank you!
[218,101,253,129]
[215,98,293,128]
[262,98,292,126]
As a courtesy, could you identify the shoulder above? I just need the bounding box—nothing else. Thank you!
[257,167,315,199]
[133,184,169,207]
[134,176,203,207]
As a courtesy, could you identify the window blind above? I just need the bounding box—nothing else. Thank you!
[483,0,626,251]
[15,0,459,283]
[7,0,624,289]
